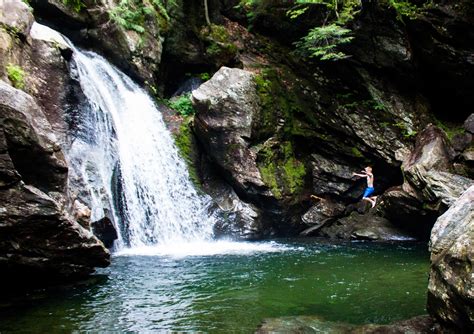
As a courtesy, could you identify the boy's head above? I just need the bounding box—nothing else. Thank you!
[365,166,372,173]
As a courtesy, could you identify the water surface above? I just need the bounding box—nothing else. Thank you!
[0,239,429,333]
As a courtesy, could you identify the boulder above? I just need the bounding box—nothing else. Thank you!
[91,217,118,249]
[317,212,414,241]
[300,198,345,236]
[403,125,472,211]
[0,81,109,280]
[192,67,267,197]
[378,124,473,240]
[0,184,110,279]
[427,185,474,331]
[0,80,67,192]
[0,0,34,38]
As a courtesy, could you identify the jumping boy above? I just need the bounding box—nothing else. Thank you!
[352,166,377,208]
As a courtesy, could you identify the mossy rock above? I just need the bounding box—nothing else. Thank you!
[173,116,201,188]
[257,140,306,201]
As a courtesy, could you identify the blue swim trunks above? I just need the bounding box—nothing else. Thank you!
[363,187,375,198]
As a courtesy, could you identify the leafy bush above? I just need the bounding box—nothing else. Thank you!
[109,0,174,33]
[169,94,195,116]
[6,64,25,89]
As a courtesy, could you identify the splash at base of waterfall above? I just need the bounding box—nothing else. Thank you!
[114,240,293,258]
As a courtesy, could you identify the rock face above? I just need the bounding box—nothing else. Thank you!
[381,125,473,239]
[427,185,474,331]
[0,2,109,281]
[29,0,166,83]
[0,80,110,279]
[316,212,414,241]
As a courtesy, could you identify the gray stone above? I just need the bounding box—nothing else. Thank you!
[317,212,414,241]
[0,0,34,37]
[465,113,474,134]
[193,67,267,195]
[427,185,474,331]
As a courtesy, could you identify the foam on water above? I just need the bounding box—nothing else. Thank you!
[114,240,293,258]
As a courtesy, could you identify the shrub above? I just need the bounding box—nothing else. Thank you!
[169,94,195,116]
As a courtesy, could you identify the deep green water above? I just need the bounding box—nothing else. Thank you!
[0,239,429,333]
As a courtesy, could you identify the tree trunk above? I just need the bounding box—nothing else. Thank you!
[204,0,211,25]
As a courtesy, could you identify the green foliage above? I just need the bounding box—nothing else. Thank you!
[292,1,361,61]
[385,0,432,20]
[62,0,85,13]
[109,0,173,33]
[201,24,239,59]
[295,23,354,60]
[394,121,417,139]
[6,64,25,90]
[434,118,465,141]
[169,94,195,116]
[199,72,211,81]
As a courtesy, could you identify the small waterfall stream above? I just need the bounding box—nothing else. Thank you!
[31,23,216,250]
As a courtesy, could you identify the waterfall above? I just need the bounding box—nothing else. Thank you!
[30,23,216,250]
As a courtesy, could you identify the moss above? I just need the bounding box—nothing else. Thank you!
[201,24,239,60]
[434,118,465,141]
[257,141,306,200]
[351,147,364,158]
[254,67,310,140]
[174,117,201,188]
[6,63,25,90]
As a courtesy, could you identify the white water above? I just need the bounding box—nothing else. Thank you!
[31,23,218,250]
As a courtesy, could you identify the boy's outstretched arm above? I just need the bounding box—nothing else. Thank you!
[352,172,367,178]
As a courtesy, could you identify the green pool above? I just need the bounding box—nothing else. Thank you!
[0,239,430,333]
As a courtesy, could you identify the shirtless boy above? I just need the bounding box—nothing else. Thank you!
[352,166,377,208]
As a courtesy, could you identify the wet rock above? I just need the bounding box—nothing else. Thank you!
[427,185,474,331]
[300,198,345,236]
[210,183,263,240]
[317,212,414,241]
[257,315,440,334]
[73,199,91,229]
[91,217,118,249]
[0,184,110,279]
[379,186,437,240]
[0,80,109,280]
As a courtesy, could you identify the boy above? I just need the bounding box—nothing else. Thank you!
[353,166,377,208]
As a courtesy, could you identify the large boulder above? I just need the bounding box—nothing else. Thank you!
[0,80,109,280]
[427,185,474,331]
[192,67,268,198]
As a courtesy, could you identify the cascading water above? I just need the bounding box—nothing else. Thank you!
[30,23,216,250]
